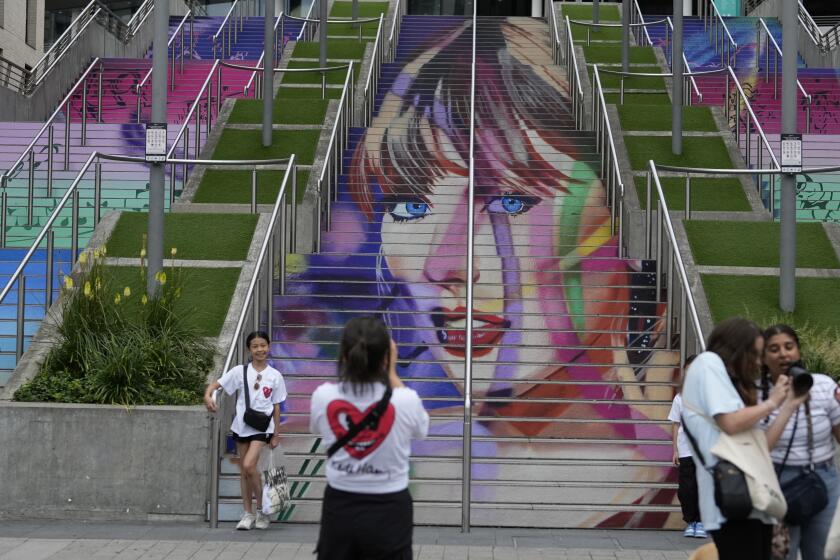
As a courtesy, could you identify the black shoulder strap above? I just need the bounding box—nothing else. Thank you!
[327,387,393,458]
[778,405,799,472]
[681,414,711,471]
[242,363,253,412]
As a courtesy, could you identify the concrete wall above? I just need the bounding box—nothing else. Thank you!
[0,0,46,68]
[0,402,211,520]
[747,0,840,69]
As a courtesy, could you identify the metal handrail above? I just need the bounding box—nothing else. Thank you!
[297,0,318,42]
[166,60,221,197]
[316,62,355,250]
[702,0,737,65]
[136,10,194,106]
[646,160,707,364]
[30,8,103,91]
[598,64,720,106]
[125,0,155,36]
[209,155,298,527]
[567,17,668,48]
[387,0,405,61]
[244,15,283,97]
[665,17,706,105]
[284,13,381,24]
[563,16,585,129]
[0,58,103,203]
[213,0,253,59]
[756,18,813,132]
[361,15,385,125]
[220,59,351,99]
[631,0,653,46]
[548,0,561,64]
[590,66,626,255]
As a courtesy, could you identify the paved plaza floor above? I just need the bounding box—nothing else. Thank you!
[0,520,704,559]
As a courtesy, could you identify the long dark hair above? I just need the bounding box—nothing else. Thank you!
[338,316,391,393]
[760,324,801,402]
[707,317,762,406]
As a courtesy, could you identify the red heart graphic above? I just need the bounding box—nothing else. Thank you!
[326,400,395,460]
[262,386,272,398]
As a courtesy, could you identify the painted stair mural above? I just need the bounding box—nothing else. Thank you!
[234,15,684,528]
[0,14,302,384]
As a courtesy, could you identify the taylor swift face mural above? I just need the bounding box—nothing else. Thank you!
[279,19,677,528]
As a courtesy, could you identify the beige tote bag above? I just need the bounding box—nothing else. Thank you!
[685,400,787,521]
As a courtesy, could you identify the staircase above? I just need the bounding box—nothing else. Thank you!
[215,15,682,528]
[0,15,297,388]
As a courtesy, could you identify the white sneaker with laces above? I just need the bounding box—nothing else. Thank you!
[236,511,256,531]
[693,522,708,538]
[683,522,695,537]
[255,510,270,530]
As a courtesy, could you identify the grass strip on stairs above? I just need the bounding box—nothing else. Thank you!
[561,4,620,21]
[702,275,840,330]
[292,39,367,60]
[685,221,840,269]
[212,129,320,164]
[228,98,329,125]
[106,212,258,261]
[624,136,733,170]
[194,170,310,205]
[633,177,750,212]
[619,105,719,132]
[583,45,657,64]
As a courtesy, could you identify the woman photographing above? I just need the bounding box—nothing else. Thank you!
[310,316,429,559]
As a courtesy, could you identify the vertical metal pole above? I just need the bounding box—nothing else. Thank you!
[290,164,297,252]
[319,0,328,68]
[645,170,652,258]
[217,65,223,115]
[81,82,88,145]
[64,107,71,170]
[16,276,25,362]
[684,175,691,219]
[184,131,190,186]
[279,192,286,295]
[94,162,102,226]
[780,0,797,311]
[621,0,629,72]
[263,0,275,147]
[47,126,54,197]
[252,167,258,213]
[97,63,103,123]
[593,0,599,24]
[672,0,683,155]
[71,190,80,261]
[0,192,6,247]
[148,0,170,295]
[27,150,34,227]
[190,15,194,60]
[461,5,477,535]
[196,111,201,158]
[46,230,55,310]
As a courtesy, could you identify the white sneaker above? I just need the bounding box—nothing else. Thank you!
[236,511,256,530]
[255,510,271,530]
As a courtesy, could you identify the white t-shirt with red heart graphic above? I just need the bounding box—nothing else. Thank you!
[310,381,429,494]
[219,363,288,437]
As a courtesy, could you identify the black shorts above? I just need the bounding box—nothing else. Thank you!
[316,485,413,560]
[232,432,271,444]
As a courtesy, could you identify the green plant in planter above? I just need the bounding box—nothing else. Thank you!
[14,244,215,406]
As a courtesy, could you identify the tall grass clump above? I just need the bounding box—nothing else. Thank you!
[14,244,215,406]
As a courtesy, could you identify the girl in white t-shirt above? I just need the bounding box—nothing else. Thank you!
[310,316,429,560]
[204,330,288,531]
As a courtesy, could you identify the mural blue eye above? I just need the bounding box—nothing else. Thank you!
[390,202,431,222]
[486,195,538,215]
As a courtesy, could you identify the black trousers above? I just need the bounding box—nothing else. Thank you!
[677,456,701,524]
[316,486,413,560]
[710,518,773,560]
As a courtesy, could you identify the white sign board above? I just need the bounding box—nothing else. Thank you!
[145,123,167,163]
[780,133,802,174]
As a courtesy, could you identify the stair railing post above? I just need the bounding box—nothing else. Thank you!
[97,62,103,123]
[190,14,194,61]
[195,108,201,158]
[16,276,25,362]
[47,125,54,197]
[180,27,185,74]
[217,64,223,114]
[290,164,297,253]
[0,191,6,248]
[645,170,652,259]
[279,191,286,295]
[46,231,55,311]
[251,167,258,213]
[94,161,102,226]
[71,190,80,260]
[81,79,88,145]
[665,248,674,348]
[184,130,190,187]
[655,201,664,301]
[27,150,35,227]
[684,175,691,220]
[64,105,71,170]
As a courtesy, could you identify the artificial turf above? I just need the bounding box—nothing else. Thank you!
[329,1,390,17]
[107,266,241,337]
[633,176,751,211]
[591,65,664,89]
[619,105,719,132]
[604,92,672,105]
[106,212,258,261]
[702,275,840,330]
[292,39,367,60]
[281,60,360,85]
[211,129,321,164]
[685,221,840,268]
[228,98,329,124]
[624,135,733,170]
[583,45,657,64]
[276,86,344,99]
[561,3,621,21]
[194,169,310,205]
[571,24,623,42]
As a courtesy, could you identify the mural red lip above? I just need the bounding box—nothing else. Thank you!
[436,306,507,357]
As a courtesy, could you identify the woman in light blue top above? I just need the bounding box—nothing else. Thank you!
[682,317,793,560]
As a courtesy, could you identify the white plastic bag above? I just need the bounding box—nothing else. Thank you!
[260,445,290,516]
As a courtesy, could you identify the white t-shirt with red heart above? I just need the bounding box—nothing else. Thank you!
[310,381,429,494]
[219,363,288,437]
